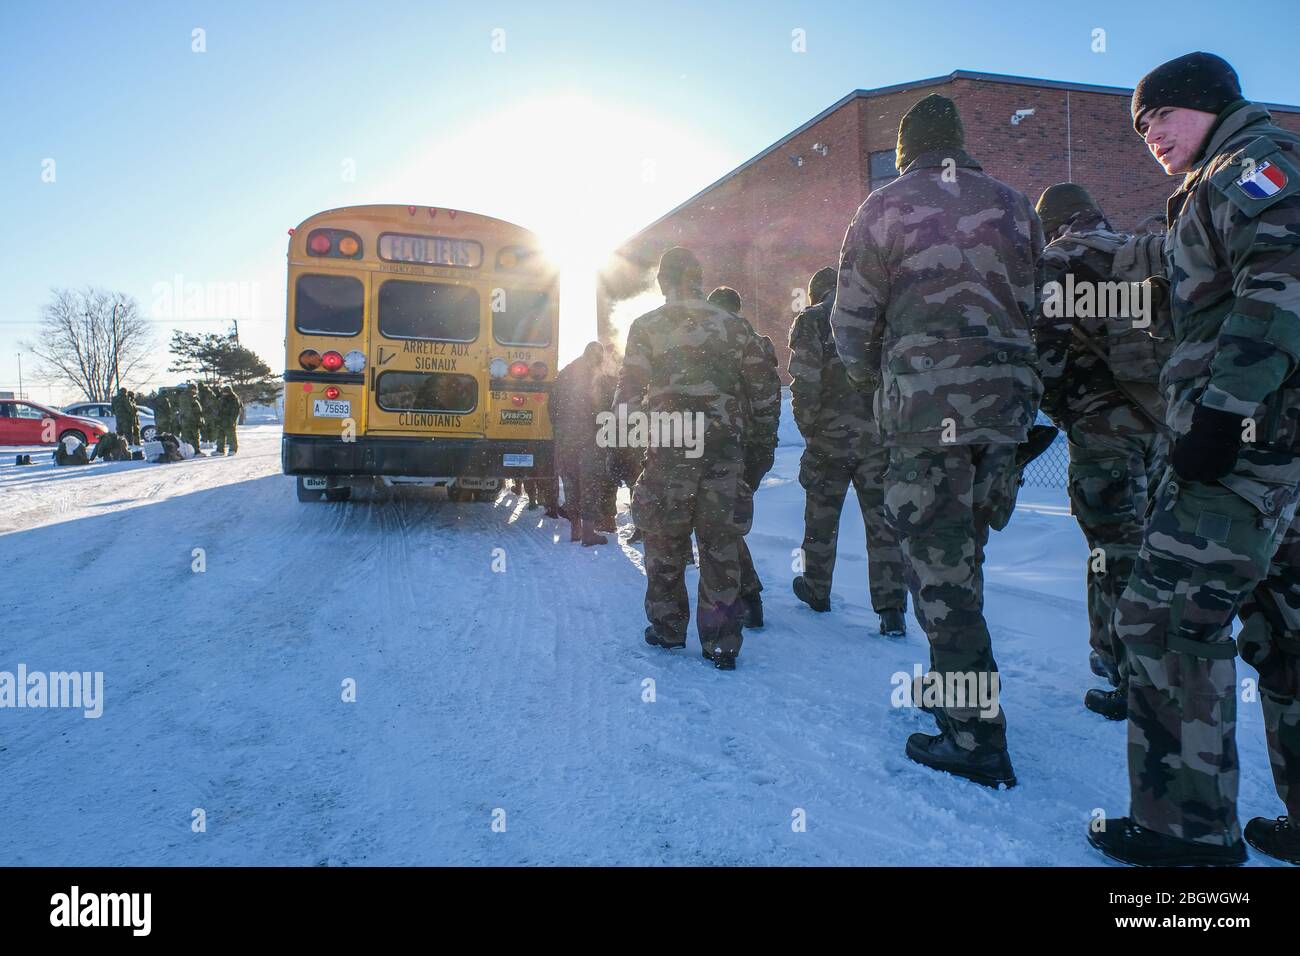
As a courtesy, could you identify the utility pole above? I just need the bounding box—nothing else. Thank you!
[16,352,22,400]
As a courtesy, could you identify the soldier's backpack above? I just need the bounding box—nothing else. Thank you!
[1064,230,1173,385]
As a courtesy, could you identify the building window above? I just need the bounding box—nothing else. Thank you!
[869,150,899,192]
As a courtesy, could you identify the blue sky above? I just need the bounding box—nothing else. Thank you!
[3,0,1298,401]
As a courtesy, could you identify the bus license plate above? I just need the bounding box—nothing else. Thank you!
[313,399,351,418]
[503,453,533,468]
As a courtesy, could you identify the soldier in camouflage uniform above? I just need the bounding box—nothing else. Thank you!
[124,390,141,444]
[1089,53,1300,867]
[214,384,242,455]
[151,391,172,437]
[180,383,205,457]
[1032,183,1173,721]
[197,381,217,448]
[831,94,1043,787]
[110,387,129,438]
[789,266,908,636]
[707,286,782,629]
[92,431,132,462]
[553,342,615,546]
[615,248,780,669]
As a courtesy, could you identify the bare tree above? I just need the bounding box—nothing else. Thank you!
[24,288,154,401]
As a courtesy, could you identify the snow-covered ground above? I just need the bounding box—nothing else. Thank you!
[0,402,1287,866]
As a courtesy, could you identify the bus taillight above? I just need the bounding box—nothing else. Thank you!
[511,394,526,406]
[324,386,341,399]
[508,361,529,379]
[321,351,344,371]
[308,232,332,255]
[528,361,547,380]
[299,349,322,370]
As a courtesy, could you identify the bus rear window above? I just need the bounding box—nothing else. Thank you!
[378,280,478,342]
[295,274,363,336]
[493,289,552,346]
[376,371,477,414]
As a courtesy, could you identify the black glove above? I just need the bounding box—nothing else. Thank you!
[1170,404,1243,483]
[744,448,775,490]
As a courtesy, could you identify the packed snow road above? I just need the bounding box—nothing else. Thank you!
[0,419,1287,865]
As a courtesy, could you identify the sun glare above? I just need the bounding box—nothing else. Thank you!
[382,93,731,364]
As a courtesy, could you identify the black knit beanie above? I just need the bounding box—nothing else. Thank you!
[808,267,837,305]
[1035,183,1102,239]
[896,94,965,172]
[1131,52,1242,130]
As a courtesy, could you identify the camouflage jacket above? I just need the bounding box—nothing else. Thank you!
[1162,101,1300,466]
[788,297,877,459]
[612,296,780,467]
[737,321,781,458]
[1035,212,1172,428]
[218,391,242,423]
[829,148,1044,446]
[552,354,616,471]
[180,390,204,424]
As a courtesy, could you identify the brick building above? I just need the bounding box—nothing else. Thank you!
[600,70,1300,368]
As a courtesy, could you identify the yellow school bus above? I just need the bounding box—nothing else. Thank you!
[281,204,557,501]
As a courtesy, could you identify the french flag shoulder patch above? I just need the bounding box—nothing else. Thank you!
[1236,160,1288,200]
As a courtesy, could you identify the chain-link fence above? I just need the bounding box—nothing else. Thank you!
[1020,415,1069,489]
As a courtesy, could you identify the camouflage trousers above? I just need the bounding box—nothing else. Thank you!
[798,444,907,612]
[884,443,1020,752]
[181,421,201,454]
[633,457,753,656]
[1117,451,1300,847]
[213,420,238,454]
[1065,412,1167,692]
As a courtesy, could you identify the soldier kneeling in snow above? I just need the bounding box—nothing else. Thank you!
[92,432,133,462]
[152,433,187,463]
[53,435,91,466]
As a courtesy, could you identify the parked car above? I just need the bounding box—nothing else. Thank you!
[62,401,157,441]
[0,399,107,447]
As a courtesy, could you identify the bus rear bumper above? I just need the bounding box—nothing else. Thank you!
[281,434,554,478]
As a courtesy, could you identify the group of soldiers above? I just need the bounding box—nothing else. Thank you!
[542,51,1299,867]
[154,381,243,457]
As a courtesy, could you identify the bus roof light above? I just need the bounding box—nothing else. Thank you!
[308,232,332,255]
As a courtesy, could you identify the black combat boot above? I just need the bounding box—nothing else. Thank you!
[582,526,609,546]
[742,593,763,629]
[1090,650,1120,687]
[792,576,830,612]
[878,608,906,637]
[596,518,616,533]
[1088,817,1247,866]
[905,731,1016,789]
[1244,816,1300,865]
[1084,687,1127,721]
[702,647,737,670]
[644,626,686,650]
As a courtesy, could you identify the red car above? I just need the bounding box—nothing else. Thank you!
[0,398,107,447]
